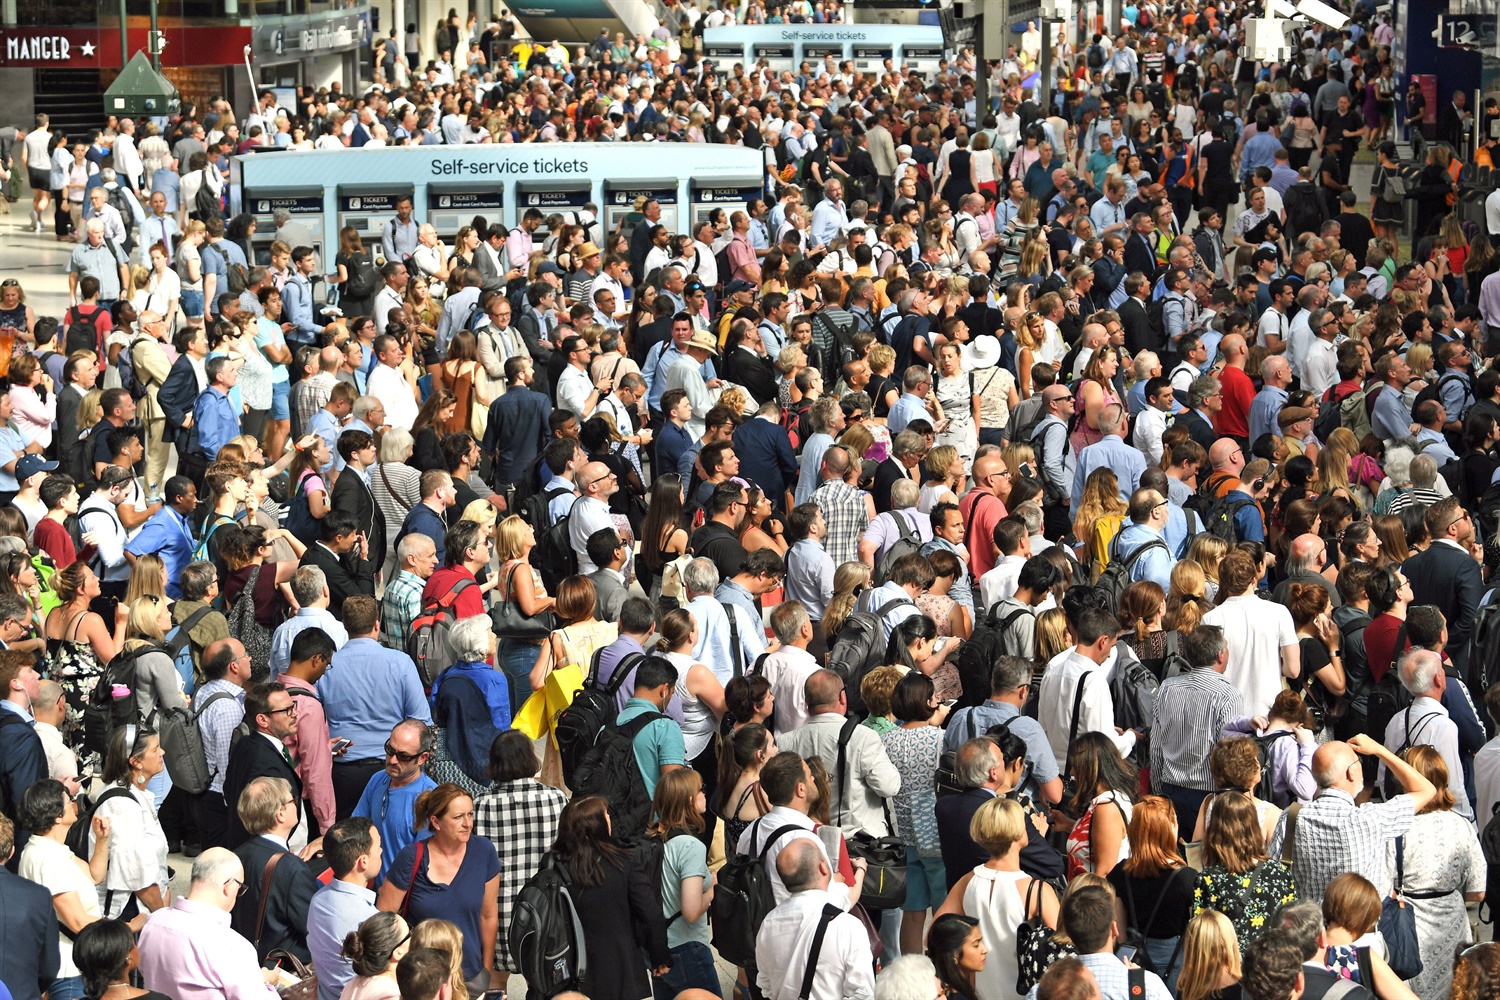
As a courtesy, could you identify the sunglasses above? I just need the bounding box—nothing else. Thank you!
[384,741,422,762]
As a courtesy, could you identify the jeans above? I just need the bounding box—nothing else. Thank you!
[1144,936,1183,992]
[653,941,722,999]
[1161,783,1212,840]
[48,977,86,1000]
[498,638,541,726]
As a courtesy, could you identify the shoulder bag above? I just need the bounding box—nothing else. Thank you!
[257,854,319,1000]
[492,562,557,642]
[1016,877,1072,992]
[836,715,907,910]
[1379,836,1425,980]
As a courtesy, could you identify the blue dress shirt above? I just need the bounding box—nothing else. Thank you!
[126,507,195,598]
[192,386,240,459]
[317,638,432,765]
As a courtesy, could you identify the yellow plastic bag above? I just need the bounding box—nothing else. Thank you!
[511,663,585,742]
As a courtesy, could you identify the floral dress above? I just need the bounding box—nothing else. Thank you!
[1066,790,1133,878]
[1193,859,1298,948]
[881,724,944,858]
[47,609,105,765]
[933,371,977,467]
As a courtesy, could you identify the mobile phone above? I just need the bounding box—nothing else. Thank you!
[1117,945,1137,962]
[1018,462,1036,480]
[332,738,353,755]
[941,699,958,708]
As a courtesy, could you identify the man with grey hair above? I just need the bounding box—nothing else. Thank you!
[1267,732,1435,901]
[934,735,1066,885]
[1269,900,1377,1000]
[1177,375,1222,452]
[137,846,281,995]
[886,363,934,436]
[944,656,1061,800]
[230,775,319,963]
[859,477,933,570]
[349,396,386,436]
[1151,625,1247,835]
[1380,648,1473,822]
[1303,307,1340,399]
[755,838,875,1000]
[68,217,131,309]
[684,557,761,685]
[1249,356,1292,442]
[760,601,818,735]
[269,565,348,679]
[1071,403,1145,516]
[382,533,438,651]
[274,206,317,251]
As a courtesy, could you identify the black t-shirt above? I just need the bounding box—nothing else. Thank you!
[1107,864,1198,937]
[1201,140,1234,179]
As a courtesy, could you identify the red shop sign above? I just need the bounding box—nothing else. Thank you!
[0,29,101,67]
[0,26,252,69]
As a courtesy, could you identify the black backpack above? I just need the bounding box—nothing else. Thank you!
[64,307,103,356]
[120,335,154,402]
[1204,496,1254,543]
[955,605,1033,708]
[567,704,663,844]
[1251,730,1295,805]
[1109,643,1159,739]
[205,241,249,295]
[63,785,135,861]
[1365,624,1410,740]
[1383,705,1440,800]
[826,598,911,717]
[1468,603,1500,695]
[345,253,380,300]
[82,643,162,758]
[1314,382,1359,445]
[555,646,643,782]
[193,169,223,222]
[1096,536,1169,614]
[529,487,580,595]
[509,853,588,998]
[284,471,321,547]
[710,818,796,967]
[106,186,135,251]
[1145,296,1168,349]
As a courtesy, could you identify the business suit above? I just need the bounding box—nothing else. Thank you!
[231,833,320,964]
[588,568,629,622]
[1124,230,1158,280]
[222,731,303,849]
[1404,540,1485,679]
[872,457,911,514]
[0,866,60,1000]
[299,541,375,618]
[55,383,87,484]
[722,346,779,406]
[1119,295,1156,356]
[935,787,1066,886]
[732,416,799,513]
[0,709,45,861]
[1175,408,1217,453]
[155,353,201,443]
[330,467,387,578]
[483,384,551,488]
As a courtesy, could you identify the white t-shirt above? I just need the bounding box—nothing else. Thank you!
[20,835,100,976]
[1203,593,1298,717]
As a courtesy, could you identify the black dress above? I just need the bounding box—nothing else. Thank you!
[336,249,376,321]
[942,150,974,206]
[1370,164,1405,225]
[407,425,445,473]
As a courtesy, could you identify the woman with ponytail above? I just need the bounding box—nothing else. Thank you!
[717,722,774,853]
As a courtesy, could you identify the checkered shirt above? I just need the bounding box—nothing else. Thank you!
[1267,787,1416,901]
[381,570,426,651]
[193,678,245,794]
[291,371,337,439]
[811,480,870,567]
[474,777,569,971]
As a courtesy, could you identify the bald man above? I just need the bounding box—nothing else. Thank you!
[756,838,875,1000]
[1214,333,1255,444]
[1248,356,1293,442]
[569,460,622,574]
[960,451,1011,579]
[1271,533,1342,609]
[1267,732,1435,901]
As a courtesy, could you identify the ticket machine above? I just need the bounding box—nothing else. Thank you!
[752,42,795,71]
[427,189,504,242]
[803,42,841,69]
[514,183,592,237]
[604,184,680,241]
[854,44,895,74]
[689,183,760,230]
[902,44,944,74]
[336,188,412,264]
[243,191,325,266]
[704,40,748,67]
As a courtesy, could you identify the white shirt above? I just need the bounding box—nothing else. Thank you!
[755,889,875,1000]
[1038,648,1135,765]
[735,805,853,906]
[1257,307,1289,350]
[760,645,821,736]
[1380,696,1475,824]
[978,554,1027,611]
[1487,189,1500,237]
[1304,337,1339,400]
[1133,405,1170,466]
[568,495,617,574]
[372,285,405,325]
[367,364,418,430]
[556,363,598,418]
[1475,735,1500,831]
[1202,593,1299,717]
[1037,318,1067,365]
[36,720,77,779]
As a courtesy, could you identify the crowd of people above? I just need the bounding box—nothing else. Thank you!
[7,0,1500,999]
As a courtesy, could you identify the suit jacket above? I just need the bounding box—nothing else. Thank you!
[1119,296,1156,356]
[0,708,46,845]
[156,354,200,442]
[483,386,551,487]
[330,467,387,578]
[1404,542,1485,678]
[1175,408,1217,453]
[230,834,320,964]
[299,542,375,618]
[473,243,505,292]
[1123,230,1158,280]
[872,457,910,514]
[732,418,799,511]
[222,732,304,849]
[723,346,779,406]
[588,568,629,622]
[935,788,1065,886]
[56,384,87,483]
[0,867,60,1000]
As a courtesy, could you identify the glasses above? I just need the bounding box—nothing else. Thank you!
[226,876,249,897]
[267,704,298,716]
[583,472,617,490]
[384,741,422,763]
[0,279,18,288]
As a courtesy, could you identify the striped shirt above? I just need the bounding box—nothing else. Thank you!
[1149,666,1246,791]
[193,678,245,794]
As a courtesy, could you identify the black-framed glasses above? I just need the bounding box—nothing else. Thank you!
[384,741,422,763]
[267,704,298,716]
[226,876,249,897]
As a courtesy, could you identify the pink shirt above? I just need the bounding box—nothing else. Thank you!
[504,228,534,273]
[8,385,56,449]
[281,674,336,834]
[139,897,279,1000]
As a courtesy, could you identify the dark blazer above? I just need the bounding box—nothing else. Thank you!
[0,867,60,1000]
[483,386,552,487]
[1175,408,1217,453]
[565,852,669,1000]
[56,384,87,483]
[722,346,779,406]
[732,417,799,511]
[473,243,505,292]
[330,466,386,578]
[300,541,375,618]
[872,457,910,514]
[1404,543,1485,678]
[935,788,1066,887]
[0,710,45,857]
[1119,296,1156,356]
[1123,230,1157,281]
[222,732,303,850]
[156,354,200,442]
[230,834,320,964]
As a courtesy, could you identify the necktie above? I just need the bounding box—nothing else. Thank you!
[282,744,294,766]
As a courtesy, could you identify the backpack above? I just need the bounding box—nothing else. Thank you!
[1383,706,1440,799]
[1413,372,1471,422]
[1252,730,1295,804]
[812,310,860,386]
[531,487,580,595]
[1379,165,1409,205]
[408,578,476,687]
[165,606,212,696]
[345,253,381,300]
[205,241,249,296]
[64,307,103,356]
[1365,624,1410,740]
[1109,643,1159,738]
[119,335,155,401]
[192,513,235,565]
[509,853,589,998]
[1283,183,1326,239]
[872,511,922,586]
[226,565,273,683]
[106,187,135,251]
[158,689,243,795]
[1028,420,1067,504]
[283,470,321,547]
[568,706,664,843]
[1204,496,1253,543]
[710,818,797,967]
[193,169,223,222]
[63,785,135,860]
[1340,384,1375,441]
[555,647,643,782]
[1469,603,1500,695]
[1087,42,1107,69]
[82,643,162,758]
[826,598,911,717]
[713,244,734,291]
[955,605,1033,708]
[1096,535,1169,613]
[1314,382,1360,444]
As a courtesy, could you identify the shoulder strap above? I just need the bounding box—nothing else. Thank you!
[1355,946,1374,990]
[620,709,667,739]
[836,714,860,827]
[399,839,425,918]
[192,689,238,722]
[1281,802,1301,865]
[721,601,744,678]
[254,851,288,946]
[799,903,844,1000]
[603,652,645,698]
[1120,537,1169,570]
[1128,967,1145,1000]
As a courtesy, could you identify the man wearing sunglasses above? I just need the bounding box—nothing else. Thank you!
[351,720,436,885]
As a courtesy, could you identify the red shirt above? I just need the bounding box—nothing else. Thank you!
[33,517,77,570]
[960,489,1007,579]
[422,565,485,619]
[1365,612,1410,682]
[1214,364,1255,439]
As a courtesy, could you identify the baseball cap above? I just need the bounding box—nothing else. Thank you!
[726,278,756,296]
[536,262,566,277]
[1252,247,1279,264]
[16,455,57,481]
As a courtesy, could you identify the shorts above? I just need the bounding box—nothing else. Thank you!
[902,845,949,912]
[270,379,291,421]
[181,288,204,319]
[27,168,50,193]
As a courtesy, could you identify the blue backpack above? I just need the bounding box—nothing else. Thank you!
[165,606,212,695]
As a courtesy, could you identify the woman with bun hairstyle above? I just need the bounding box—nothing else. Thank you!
[339,911,410,999]
[1221,693,1318,807]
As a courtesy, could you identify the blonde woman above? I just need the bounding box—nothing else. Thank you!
[822,561,872,643]
[1015,311,1048,399]
[123,554,167,607]
[1164,560,1211,635]
[494,514,554,713]
[1035,607,1072,662]
[1074,467,1128,578]
[1175,910,1242,1000]
[122,594,186,806]
[408,919,472,1000]
[1187,535,1228,602]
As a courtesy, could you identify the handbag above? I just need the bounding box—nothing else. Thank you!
[1016,877,1072,993]
[1380,837,1425,980]
[265,950,318,1000]
[469,366,489,439]
[491,563,556,642]
[836,716,907,909]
